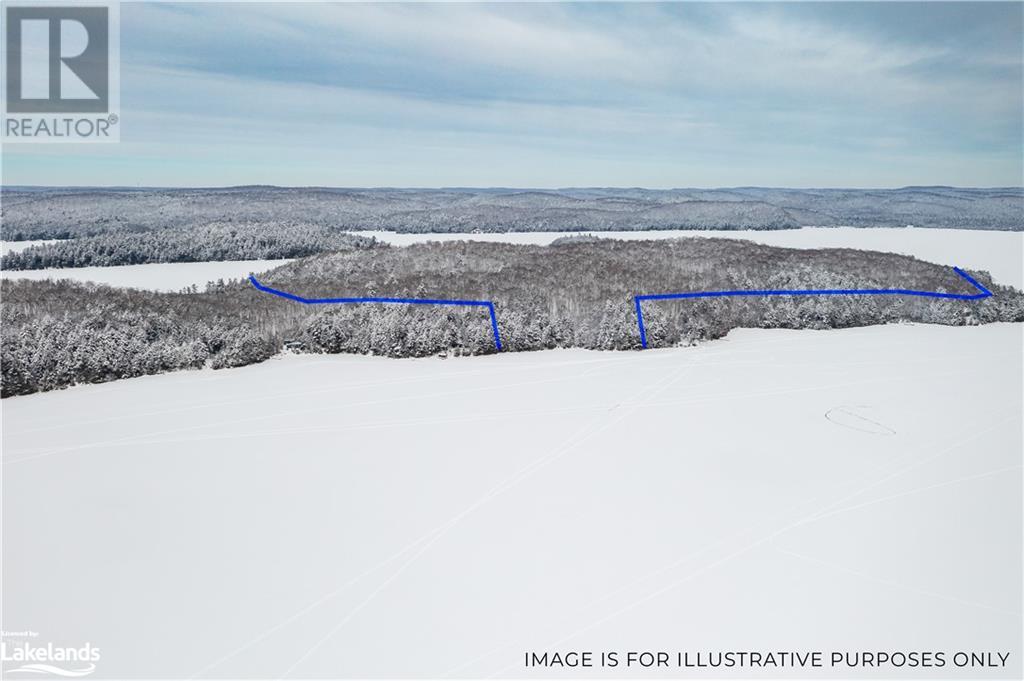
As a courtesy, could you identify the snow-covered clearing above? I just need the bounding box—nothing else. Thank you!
[0,239,62,256]
[3,323,1020,678]
[0,258,293,292]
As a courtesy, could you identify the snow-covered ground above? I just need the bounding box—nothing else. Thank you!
[2,227,1021,292]
[0,258,293,292]
[3,324,1020,678]
[0,239,62,256]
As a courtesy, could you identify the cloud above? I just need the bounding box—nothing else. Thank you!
[3,2,1021,187]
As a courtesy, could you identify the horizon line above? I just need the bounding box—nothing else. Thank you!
[3,184,1023,192]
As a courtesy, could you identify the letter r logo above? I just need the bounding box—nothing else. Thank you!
[5,6,109,113]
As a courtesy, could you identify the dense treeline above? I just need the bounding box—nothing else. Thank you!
[3,186,1021,240]
[3,238,1022,397]
[0,282,279,396]
[1,223,377,270]
[273,239,1024,351]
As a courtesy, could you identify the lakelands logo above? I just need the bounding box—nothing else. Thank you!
[1,631,100,677]
[2,1,120,141]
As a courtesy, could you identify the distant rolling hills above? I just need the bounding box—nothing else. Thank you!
[1,186,1021,240]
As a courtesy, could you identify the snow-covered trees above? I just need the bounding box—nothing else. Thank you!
[0,283,274,395]
[302,306,492,357]
[3,237,1022,397]
[3,186,1021,241]
[1,223,377,270]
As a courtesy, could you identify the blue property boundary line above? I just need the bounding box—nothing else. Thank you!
[633,266,993,349]
[249,276,503,351]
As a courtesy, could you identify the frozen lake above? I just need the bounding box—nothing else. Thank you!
[3,323,1021,678]
[0,258,293,292]
[2,227,1021,291]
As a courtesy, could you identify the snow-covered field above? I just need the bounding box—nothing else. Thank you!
[3,324,1021,678]
[0,258,293,292]
[4,227,1019,291]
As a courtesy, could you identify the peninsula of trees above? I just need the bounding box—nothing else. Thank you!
[3,237,1022,396]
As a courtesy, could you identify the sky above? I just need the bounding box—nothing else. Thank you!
[3,1,1022,188]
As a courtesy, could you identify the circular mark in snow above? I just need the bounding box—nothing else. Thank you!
[825,405,896,436]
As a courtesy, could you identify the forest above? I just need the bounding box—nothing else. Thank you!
[1,224,377,269]
[3,237,1022,397]
[3,185,1021,242]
